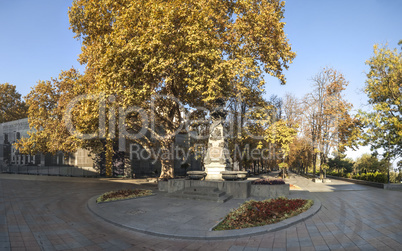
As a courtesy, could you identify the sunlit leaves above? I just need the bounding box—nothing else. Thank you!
[360,43,402,159]
[15,68,97,155]
[265,119,297,158]
[0,83,27,123]
[66,0,295,178]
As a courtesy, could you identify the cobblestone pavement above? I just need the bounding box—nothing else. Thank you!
[0,173,401,250]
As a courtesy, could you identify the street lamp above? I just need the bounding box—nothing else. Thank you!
[384,132,391,184]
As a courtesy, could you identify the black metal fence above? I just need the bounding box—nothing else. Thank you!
[0,164,100,177]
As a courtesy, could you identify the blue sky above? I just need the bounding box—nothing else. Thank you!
[0,0,84,96]
[1,0,401,162]
[268,0,402,112]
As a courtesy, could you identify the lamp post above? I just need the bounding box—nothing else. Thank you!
[387,160,390,184]
[384,132,390,184]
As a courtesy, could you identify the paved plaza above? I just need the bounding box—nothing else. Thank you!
[0,172,401,250]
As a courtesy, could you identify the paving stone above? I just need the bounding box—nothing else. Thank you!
[229,245,245,251]
[312,245,329,251]
[0,172,401,249]
[243,247,259,251]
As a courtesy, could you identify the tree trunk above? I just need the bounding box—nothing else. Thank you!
[105,139,113,177]
[319,152,324,179]
[260,158,264,173]
[312,152,316,178]
[316,152,321,179]
[159,139,175,179]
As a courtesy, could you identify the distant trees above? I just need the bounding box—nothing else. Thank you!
[327,154,353,174]
[0,83,27,123]
[353,153,391,174]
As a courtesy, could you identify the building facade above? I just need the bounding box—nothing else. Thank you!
[0,118,201,177]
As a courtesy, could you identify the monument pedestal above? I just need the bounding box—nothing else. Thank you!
[205,164,227,180]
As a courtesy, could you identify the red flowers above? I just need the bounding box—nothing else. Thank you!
[214,198,313,230]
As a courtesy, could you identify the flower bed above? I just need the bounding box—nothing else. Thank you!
[213,198,313,230]
[96,189,153,203]
[252,178,285,185]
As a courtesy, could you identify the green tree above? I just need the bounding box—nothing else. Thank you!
[68,0,296,179]
[360,42,402,161]
[327,155,353,174]
[0,83,27,123]
[354,153,391,174]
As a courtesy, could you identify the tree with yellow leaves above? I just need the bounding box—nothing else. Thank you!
[66,0,295,179]
[0,83,27,123]
[15,69,101,154]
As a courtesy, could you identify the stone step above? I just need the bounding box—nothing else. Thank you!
[181,187,226,197]
[167,192,233,203]
[167,186,232,203]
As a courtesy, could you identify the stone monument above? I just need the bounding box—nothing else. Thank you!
[203,98,232,180]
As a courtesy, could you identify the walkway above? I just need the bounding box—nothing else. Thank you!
[0,173,401,250]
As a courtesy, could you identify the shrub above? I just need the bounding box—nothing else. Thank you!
[252,178,285,185]
[389,172,400,183]
[375,173,387,183]
[352,172,387,183]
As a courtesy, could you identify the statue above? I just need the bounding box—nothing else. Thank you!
[204,98,232,180]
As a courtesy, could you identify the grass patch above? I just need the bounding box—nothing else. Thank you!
[96,189,153,203]
[213,197,313,231]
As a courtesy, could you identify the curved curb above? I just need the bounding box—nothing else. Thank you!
[87,195,321,240]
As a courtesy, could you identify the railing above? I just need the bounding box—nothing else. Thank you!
[0,164,100,177]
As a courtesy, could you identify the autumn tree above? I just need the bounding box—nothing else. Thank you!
[15,69,102,155]
[0,83,27,123]
[282,94,311,173]
[360,42,402,161]
[67,0,295,179]
[264,119,297,177]
[282,93,301,129]
[303,68,360,179]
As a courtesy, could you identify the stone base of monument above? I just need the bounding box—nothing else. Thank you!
[250,184,290,198]
[186,171,207,180]
[166,186,233,203]
[204,164,227,180]
[221,171,248,181]
[158,179,289,202]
